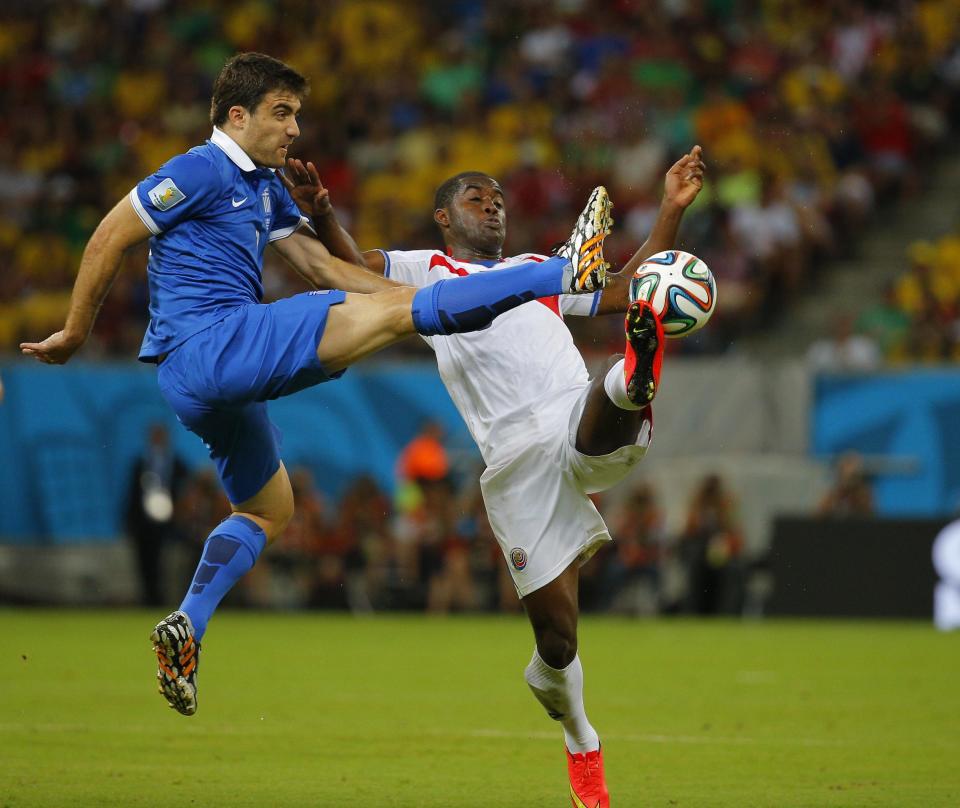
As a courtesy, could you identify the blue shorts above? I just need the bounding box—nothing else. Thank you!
[157,290,347,504]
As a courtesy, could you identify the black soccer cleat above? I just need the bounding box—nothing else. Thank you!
[624,299,664,405]
[151,610,199,716]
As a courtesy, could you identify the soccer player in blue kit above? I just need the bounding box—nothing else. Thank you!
[20,52,611,716]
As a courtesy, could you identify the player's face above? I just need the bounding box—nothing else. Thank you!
[447,179,507,254]
[242,90,302,168]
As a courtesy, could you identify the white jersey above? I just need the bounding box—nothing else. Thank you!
[384,249,601,467]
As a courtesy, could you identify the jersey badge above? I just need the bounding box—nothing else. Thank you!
[148,178,186,211]
[261,189,272,230]
[510,547,528,571]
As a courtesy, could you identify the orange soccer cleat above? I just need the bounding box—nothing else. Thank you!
[567,746,610,808]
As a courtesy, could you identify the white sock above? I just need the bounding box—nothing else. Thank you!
[524,649,600,753]
[603,358,643,411]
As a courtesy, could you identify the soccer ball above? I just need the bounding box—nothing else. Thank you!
[629,250,717,338]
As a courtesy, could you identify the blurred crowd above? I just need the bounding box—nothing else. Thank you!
[806,230,960,370]
[127,419,880,615]
[129,421,752,615]
[3,0,960,358]
[872,232,960,362]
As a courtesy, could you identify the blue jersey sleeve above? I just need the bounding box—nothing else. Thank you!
[267,182,308,243]
[129,152,221,235]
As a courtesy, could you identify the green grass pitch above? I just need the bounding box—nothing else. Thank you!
[1,610,958,807]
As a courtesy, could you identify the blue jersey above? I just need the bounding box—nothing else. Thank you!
[129,127,306,361]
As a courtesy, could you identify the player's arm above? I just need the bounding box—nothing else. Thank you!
[270,229,399,293]
[594,145,706,315]
[20,198,152,364]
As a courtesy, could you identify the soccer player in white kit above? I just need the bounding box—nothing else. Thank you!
[285,147,705,807]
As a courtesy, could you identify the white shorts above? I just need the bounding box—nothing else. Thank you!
[479,385,652,598]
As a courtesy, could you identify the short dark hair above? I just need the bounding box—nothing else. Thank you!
[210,52,309,126]
[434,171,495,211]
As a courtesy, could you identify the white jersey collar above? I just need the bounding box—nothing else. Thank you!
[211,126,275,173]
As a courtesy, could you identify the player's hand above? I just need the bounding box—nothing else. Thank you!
[282,158,333,219]
[664,145,706,209]
[20,330,84,365]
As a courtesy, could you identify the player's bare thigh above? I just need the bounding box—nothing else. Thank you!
[575,354,647,456]
[231,462,294,544]
[317,288,418,373]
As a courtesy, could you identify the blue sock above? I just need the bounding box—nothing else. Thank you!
[412,255,570,336]
[179,515,266,641]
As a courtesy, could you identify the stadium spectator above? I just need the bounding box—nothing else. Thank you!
[124,422,189,606]
[171,467,231,599]
[600,481,666,615]
[261,466,336,610]
[807,312,882,372]
[333,474,394,611]
[396,420,450,486]
[856,281,912,362]
[817,452,876,518]
[886,236,960,362]
[422,479,479,614]
[679,473,744,615]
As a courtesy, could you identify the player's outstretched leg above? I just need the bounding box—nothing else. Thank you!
[411,186,612,337]
[151,610,199,716]
[318,192,613,369]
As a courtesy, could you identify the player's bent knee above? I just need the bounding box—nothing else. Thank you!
[233,471,295,544]
[270,498,295,540]
[370,286,417,337]
[598,353,624,376]
[536,626,578,669]
[234,500,292,544]
[267,488,295,540]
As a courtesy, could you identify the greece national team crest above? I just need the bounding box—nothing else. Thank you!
[261,188,272,231]
[510,547,528,571]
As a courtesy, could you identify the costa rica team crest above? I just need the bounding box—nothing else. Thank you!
[510,547,528,571]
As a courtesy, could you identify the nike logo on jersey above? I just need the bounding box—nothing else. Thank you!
[231,197,247,207]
